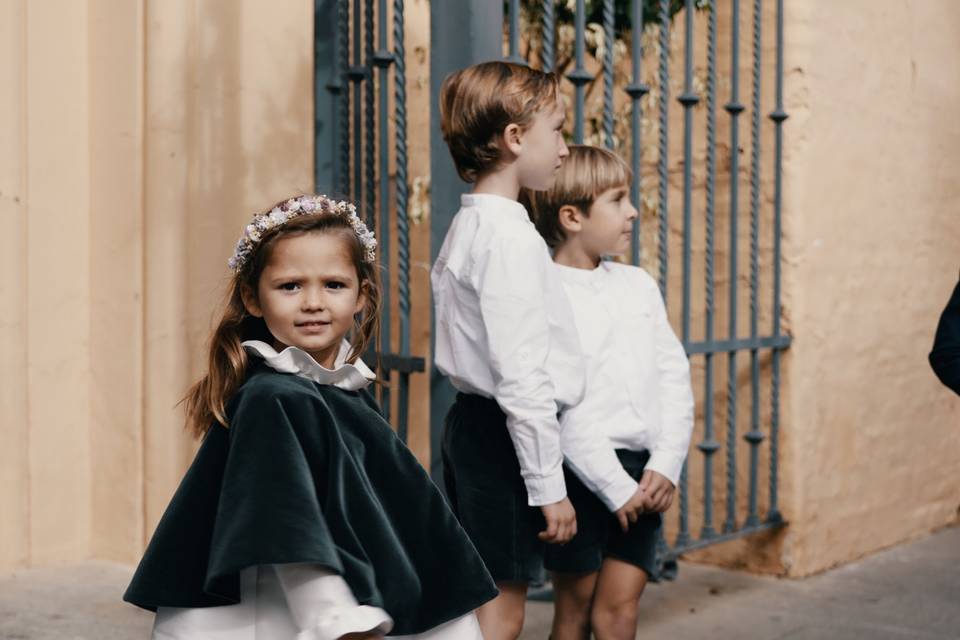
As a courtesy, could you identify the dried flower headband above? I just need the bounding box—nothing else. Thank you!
[227,195,377,273]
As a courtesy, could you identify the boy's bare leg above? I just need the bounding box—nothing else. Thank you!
[476,582,528,640]
[550,571,599,640]
[590,557,649,640]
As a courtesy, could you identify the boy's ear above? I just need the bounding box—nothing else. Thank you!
[240,284,263,318]
[501,122,523,157]
[558,204,584,235]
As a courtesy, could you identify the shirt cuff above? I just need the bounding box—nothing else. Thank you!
[645,450,686,487]
[297,605,393,640]
[523,469,567,507]
[595,469,641,512]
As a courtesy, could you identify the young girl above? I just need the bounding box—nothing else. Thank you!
[124,195,497,639]
[523,146,694,640]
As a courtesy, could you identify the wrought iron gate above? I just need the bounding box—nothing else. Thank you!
[314,0,423,443]
[316,0,790,570]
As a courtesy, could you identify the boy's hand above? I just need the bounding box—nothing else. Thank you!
[639,469,675,513]
[614,485,647,532]
[539,497,577,544]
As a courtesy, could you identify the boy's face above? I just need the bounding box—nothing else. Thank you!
[581,184,638,259]
[515,99,569,191]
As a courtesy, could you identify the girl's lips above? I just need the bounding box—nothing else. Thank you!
[296,320,331,332]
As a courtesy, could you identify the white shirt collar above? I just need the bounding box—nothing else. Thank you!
[554,260,611,286]
[242,340,376,391]
[460,193,531,224]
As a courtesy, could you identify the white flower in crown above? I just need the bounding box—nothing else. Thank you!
[228,195,378,273]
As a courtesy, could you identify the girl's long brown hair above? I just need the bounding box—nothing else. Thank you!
[183,210,381,438]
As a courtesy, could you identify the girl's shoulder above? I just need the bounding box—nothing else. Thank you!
[229,365,382,428]
[234,364,319,403]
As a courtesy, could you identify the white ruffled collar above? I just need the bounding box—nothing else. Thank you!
[242,340,376,391]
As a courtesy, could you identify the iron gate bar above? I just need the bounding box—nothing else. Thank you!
[601,0,615,149]
[374,0,394,421]
[626,0,647,266]
[318,1,342,196]
[350,0,364,203]
[724,0,743,535]
[687,335,791,356]
[508,0,522,63]
[541,0,555,72]
[699,0,719,541]
[768,0,787,524]
[364,0,377,233]
[338,0,351,196]
[675,0,698,550]
[655,0,669,298]
[745,0,763,528]
[394,0,413,443]
[569,0,590,144]
[662,518,783,562]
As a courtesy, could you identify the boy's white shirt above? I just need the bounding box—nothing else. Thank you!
[556,260,694,511]
[152,341,482,640]
[431,193,586,506]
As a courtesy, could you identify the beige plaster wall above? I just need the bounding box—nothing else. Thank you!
[0,0,319,570]
[775,0,960,576]
[0,0,432,572]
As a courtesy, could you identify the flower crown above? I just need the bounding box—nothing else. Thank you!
[228,195,377,273]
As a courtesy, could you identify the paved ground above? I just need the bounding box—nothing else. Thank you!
[0,526,957,639]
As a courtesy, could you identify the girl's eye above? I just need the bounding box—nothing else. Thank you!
[279,282,301,291]
[327,281,346,290]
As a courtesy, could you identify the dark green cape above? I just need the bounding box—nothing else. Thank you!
[124,363,497,635]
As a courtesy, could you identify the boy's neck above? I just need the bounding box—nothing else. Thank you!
[472,167,520,201]
[553,241,601,270]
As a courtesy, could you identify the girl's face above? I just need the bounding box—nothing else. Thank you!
[581,183,638,260]
[243,232,365,369]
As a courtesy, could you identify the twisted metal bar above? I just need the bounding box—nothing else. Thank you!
[699,0,719,540]
[602,0,615,148]
[768,0,788,524]
[541,0,555,72]
[744,0,764,528]
[656,0,669,299]
[723,0,743,535]
[394,0,411,442]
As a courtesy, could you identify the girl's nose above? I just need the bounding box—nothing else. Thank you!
[302,289,325,311]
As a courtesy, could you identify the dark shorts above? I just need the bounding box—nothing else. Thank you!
[543,449,661,578]
[441,393,547,585]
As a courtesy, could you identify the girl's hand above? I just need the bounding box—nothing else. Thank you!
[638,470,675,513]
